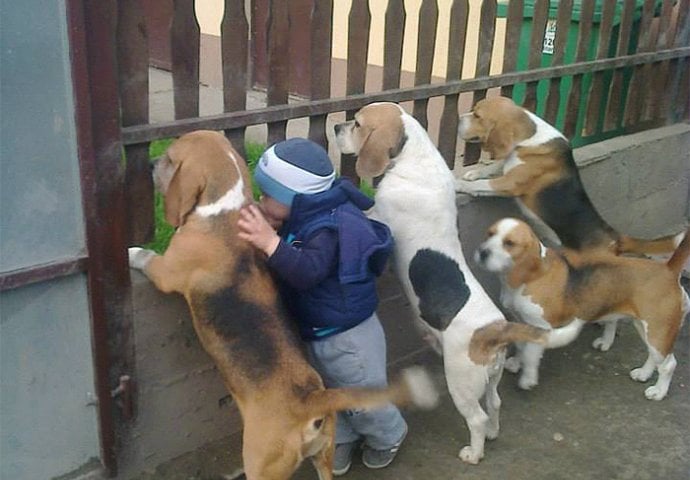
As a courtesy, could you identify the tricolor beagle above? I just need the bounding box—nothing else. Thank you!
[334,103,557,464]
[456,96,681,254]
[476,217,690,400]
[128,130,438,480]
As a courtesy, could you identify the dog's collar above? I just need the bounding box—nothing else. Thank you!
[372,160,397,187]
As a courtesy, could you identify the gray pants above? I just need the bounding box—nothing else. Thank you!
[306,313,407,449]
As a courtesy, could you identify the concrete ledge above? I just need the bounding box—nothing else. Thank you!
[574,123,690,238]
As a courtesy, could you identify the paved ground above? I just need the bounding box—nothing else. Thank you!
[129,273,690,480]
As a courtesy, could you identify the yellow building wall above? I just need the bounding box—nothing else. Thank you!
[195,0,506,80]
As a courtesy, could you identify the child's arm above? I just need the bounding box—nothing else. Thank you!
[267,229,337,290]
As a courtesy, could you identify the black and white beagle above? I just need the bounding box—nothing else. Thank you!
[334,103,554,464]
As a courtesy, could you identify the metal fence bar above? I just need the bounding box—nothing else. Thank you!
[118,0,153,245]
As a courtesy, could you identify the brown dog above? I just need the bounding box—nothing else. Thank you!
[456,96,682,255]
[476,217,690,400]
[128,130,438,479]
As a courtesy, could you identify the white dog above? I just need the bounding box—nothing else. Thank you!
[334,102,560,464]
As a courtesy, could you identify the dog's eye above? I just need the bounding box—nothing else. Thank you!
[504,239,515,248]
[312,418,324,430]
[354,120,360,128]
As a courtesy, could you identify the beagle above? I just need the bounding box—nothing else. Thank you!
[456,96,681,254]
[334,103,561,464]
[476,217,690,400]
[128,130,438,480]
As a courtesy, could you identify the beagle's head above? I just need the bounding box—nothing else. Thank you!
[458,96,535,159]
[333,102,408,178]
[155,130,251,227]
[475,218,542,273]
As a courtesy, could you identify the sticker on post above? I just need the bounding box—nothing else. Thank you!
[543,19,556,55]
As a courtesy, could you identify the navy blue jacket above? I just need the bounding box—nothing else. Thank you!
[267,179,393,340]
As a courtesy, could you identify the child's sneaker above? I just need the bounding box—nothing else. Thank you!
[361,426,408,470]
[333,441,359,476]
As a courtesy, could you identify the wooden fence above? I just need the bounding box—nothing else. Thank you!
[118,0,690,245]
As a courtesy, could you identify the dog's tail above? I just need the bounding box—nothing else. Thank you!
[617,231,685,255]
[304,366,439,417]
[666,227,690,276]
[468,321,550,364]
[544,318,586,348]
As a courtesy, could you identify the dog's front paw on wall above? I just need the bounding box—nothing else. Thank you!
[128,247,156,270]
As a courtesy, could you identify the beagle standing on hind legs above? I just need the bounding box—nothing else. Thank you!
[128,130,438,480]
[334,102,557,464]
[476,218,690,400]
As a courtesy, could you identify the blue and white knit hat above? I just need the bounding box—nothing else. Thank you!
[254,138,336,206]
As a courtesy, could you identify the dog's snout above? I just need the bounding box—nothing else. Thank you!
[478,248,489,263]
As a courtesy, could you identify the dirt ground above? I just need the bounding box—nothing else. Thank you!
[128,276,690,480]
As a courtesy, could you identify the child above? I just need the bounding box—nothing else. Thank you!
[237,138,408,475]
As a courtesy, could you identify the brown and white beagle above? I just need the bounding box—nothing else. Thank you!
[476,217,690,400]
[456,96,681,254]
[128,130,438,480]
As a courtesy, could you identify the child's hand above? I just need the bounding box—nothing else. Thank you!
[237,204,281,256]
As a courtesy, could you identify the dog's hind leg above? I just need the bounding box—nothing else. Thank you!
[484,357,504,440]
[445,364,490,464]
[517,342,544,390]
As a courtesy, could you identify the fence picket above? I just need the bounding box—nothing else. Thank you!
[623,0,656,127]
[522,0,549,112]
[266,0,290,145]
[438,0,469,167]
[603,0,635,131]
[644,0,675,122]
[543,0,573,125]
[563,0,594,138]
[499,0,524,99]
[465,0,497,165]
[342,0,371,180]
[582,0,616,135]
[308,0,333,148]
[221,0,249,157]
[413,0,439,128]
[171,0,200,119]
[666,0,690,122]
[383,0,406,90]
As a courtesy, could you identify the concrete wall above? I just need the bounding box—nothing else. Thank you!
[118,123,689,478]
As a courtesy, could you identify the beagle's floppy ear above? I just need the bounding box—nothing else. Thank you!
[355,122,406,178]
[164,161,206,227]
[484,125,515,160]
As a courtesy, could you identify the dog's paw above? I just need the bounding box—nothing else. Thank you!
[458,446,483,464]
[454,179,475,194]
[592,336,613,352]
[630,367,653,383]
[485,425,500,441]
[128,247,156,270]
[462,169,483,181]
[504,356,521,373]
[644,385,667,401]
[517,374,538,391]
